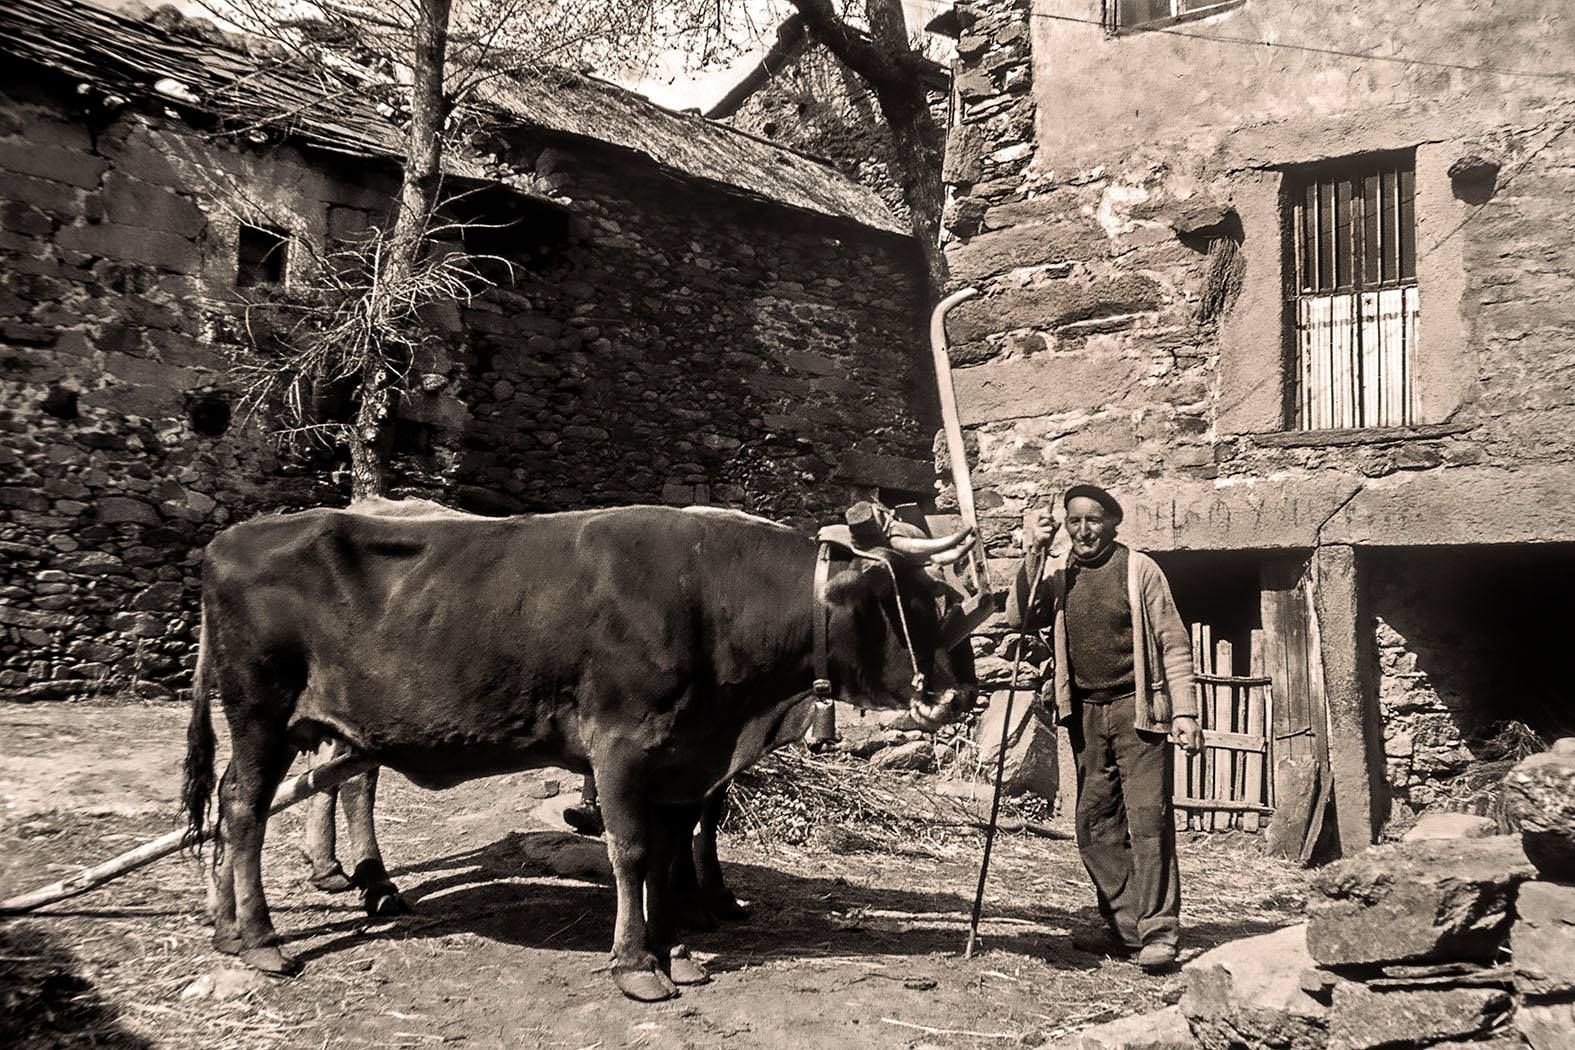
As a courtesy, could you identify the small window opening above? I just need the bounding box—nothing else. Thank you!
[450,189,568,275]
[762,120,780,138]
[187,392,232,437]
[236,225,289,287]
[42,384,79,420]
[393,418,433,455]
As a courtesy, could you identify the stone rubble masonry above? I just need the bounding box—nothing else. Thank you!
[1369,553,1489,814]
[1305,836,1536,967]
[0,77,934,701]
[1502,748,1575,881]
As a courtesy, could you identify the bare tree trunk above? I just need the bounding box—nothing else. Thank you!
[788,0,947,298]
[349,0,454,501]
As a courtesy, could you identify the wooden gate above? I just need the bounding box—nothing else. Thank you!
[1173,625,1275,832]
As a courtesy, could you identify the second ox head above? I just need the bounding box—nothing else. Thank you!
[819,526,980,730]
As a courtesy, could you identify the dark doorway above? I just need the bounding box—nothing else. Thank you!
[1150,549,1265,674]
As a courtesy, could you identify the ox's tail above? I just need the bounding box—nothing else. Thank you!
[181,606,219,859]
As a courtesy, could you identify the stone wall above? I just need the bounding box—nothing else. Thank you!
[1371,547,1575,816]
[1370,554,1482,813]
[942,0,1575,558]
[0,79,933,701]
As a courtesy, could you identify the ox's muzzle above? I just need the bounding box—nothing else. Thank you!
[907,682,977,732]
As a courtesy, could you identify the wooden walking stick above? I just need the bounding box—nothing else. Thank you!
[963,552,1045,959]
[0,750,377,915]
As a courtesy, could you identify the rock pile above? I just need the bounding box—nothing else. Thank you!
[826,694,1059,807]
[1162,739,1575,1050]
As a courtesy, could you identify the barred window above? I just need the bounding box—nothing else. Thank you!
[1110,0,1240,32]
[1287,154,1419,430]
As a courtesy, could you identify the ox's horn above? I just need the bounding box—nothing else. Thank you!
[889,527,973,558]
[928,541,976,567]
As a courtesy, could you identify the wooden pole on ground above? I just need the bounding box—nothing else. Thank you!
[0,751,377,915]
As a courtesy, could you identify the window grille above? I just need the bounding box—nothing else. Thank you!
[1288,155,1418,430]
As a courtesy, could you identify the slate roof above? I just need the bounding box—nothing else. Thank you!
[0,0,907,236]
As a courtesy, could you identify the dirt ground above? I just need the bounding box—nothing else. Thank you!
[0,701,1307,1050]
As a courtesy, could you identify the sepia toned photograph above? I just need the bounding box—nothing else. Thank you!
[1,0,1571,1047]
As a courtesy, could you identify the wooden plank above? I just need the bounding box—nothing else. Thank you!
[1233,677,1249,823]
[1194,673,1272,687]
[1174,798,1275,814]
[1244,631,1267,832]
[1200,624,1216,829]
[1264,681,1277,809]
[1201,730,1268,752]
[1378,286,1407,427]
[1359,289,1381,427]
[1212,637,1232,830]
[1301,557,1336,862]
[1330,293,1356,430]
[1302,297,1328,429]
[1260,557,1316,858]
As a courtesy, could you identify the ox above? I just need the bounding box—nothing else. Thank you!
[182,499,976,1001]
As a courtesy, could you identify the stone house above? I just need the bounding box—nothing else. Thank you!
[707,13,950,227]
[937,0,1575,852]
[0,0,941,701]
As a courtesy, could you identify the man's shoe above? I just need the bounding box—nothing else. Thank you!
[1137,942,1178,973]
[1070,929,1138,958]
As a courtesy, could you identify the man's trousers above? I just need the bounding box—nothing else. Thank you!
[1069,692,1182,948]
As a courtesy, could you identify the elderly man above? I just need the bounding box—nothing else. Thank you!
[1008,484,1203,972]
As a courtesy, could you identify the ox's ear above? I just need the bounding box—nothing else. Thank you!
[822,562,893,606]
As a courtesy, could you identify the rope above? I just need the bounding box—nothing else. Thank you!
[879,557,927,694]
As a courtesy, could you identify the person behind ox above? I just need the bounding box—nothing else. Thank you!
[1007,484,1203,972]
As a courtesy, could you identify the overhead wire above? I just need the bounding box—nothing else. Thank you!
[897,0,1575,84]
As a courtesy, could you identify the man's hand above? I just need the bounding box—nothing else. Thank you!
[1170,715,1203,755]
[1023,507,1058,552]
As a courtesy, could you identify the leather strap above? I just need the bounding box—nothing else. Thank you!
[812,542,834,700]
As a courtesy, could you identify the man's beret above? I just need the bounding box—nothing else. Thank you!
[1063,483,1124,525]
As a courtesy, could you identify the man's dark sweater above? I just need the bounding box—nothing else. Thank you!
[1065,543,1135,698]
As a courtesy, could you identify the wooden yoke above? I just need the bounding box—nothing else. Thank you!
[929,287,993,635]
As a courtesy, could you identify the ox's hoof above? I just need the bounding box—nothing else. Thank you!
[667,947,710,987]
[212,927,243,955]
[675,900,720,932]
[308,863,355,894]
[351,860,410,918]
[613,968,679,1002]
[240,946,303,978]
[563,803,605,838]
[363,887,411,918]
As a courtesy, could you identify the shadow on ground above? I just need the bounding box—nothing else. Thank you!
[0,922,153,1050]
[283,829,1289,975]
